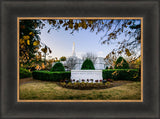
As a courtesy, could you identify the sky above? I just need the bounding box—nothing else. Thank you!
[38,20,141,59]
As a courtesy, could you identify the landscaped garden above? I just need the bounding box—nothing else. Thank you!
[19,19,142,101]
[19,57,141,100]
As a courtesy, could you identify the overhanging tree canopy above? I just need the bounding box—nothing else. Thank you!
[19,19,141,69]
[44,19,141,60]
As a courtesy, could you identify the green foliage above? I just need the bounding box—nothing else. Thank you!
[32,71,71,81]
[102,69,140,81]
[20,67,32,79]
[81,59,95,70]
[105,66,108,69]
[50,62,65,72]
[115,56,129,69]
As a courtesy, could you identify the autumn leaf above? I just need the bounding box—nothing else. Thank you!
[23,35,30,40]
[41,47,47,53]
[59,20,63,24]
[78,22,82,27]
[34,47,39,51]
[20,39,25,44]
[125,48,131,56]
[105,54,109,59]
[127,21,132,25]
[27,40,30,45]
[48,48,52,53]
[88,20,93,24]
[33,40,40,46]
[69,24,73,29]
[65,27,68,30]
[29,32,33,35]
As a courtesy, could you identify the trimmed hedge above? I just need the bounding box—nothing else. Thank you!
[103,69,140,81]
[32,70,71,81]
[20,68,32,79]
[32,69,140,82]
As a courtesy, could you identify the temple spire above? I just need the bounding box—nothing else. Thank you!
[72,42,76,56]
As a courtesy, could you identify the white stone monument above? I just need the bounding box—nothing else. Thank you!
[71,70,103,83]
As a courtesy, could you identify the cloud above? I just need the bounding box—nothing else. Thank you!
[97,51,104,57]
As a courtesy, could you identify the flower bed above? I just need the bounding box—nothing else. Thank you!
[57,80,133,90]
[57,82,112,90]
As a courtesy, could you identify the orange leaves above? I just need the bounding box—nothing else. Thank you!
[35,65,41,70]
[20,39,25,44]
[22,35,30,45]
[41,63,45,69]
[23,35,30,40]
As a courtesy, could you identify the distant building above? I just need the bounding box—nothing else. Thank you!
[53,42,112,70]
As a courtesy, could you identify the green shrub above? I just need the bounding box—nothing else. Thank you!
[105,66,108,69]
[115,56,129,69]
[50,62,65,72]
[20,67,32,79]
[32,71,71,81]
[81,59,95,70]
[102,69,139,81]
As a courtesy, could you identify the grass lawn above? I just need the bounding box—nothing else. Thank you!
[19,79,141,100]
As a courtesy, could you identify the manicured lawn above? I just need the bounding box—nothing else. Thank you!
[19,79,141,100]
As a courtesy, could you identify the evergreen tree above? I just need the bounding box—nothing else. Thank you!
[81,59,95,70]
[115,56,129,69]
[51,62,65,72]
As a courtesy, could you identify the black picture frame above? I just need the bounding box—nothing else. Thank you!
[0,0,159,119]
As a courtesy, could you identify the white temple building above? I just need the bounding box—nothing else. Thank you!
[54,42,111,70]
